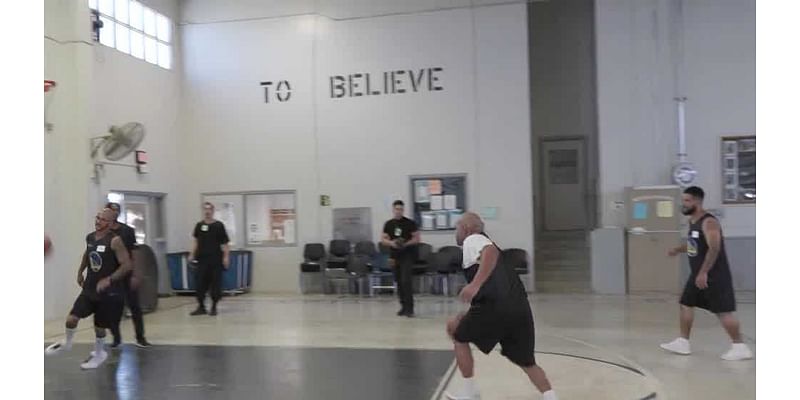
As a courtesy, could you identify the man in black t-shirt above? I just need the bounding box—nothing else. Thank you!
[190,202,230,316]
[381,200,420,317]
[105,202,151,348]
[45,208,133,370]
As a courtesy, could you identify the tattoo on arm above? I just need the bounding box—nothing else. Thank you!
[699,218,722,274]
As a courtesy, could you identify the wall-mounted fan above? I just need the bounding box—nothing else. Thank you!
[90,122,146,181]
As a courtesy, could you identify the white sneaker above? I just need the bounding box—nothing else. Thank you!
[45,340,72,356]
[660,337,692,355]
[80,351,108,370]
[445,389,481,400]
[721,343,753,361]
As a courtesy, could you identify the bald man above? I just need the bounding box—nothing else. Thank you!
[445,213,558,400]
[45,208,133,370]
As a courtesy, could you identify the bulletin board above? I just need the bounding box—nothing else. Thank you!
[409,174,467,231]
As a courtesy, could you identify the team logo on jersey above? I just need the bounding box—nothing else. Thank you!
[89,251,103,272]
[394,227,402,237]
[687,238,698,258]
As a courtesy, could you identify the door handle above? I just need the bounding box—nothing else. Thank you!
[627,228,681,235]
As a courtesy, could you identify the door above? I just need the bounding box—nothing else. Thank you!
[542,139,587,231]
[108,192,169,295]
[625,186,682,293]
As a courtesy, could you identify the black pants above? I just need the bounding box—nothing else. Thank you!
[111,277,145,342]
[393,250,415,313]
[196,258,223,307]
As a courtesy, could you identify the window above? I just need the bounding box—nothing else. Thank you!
[89,0,173,70]
[721,136,756,204]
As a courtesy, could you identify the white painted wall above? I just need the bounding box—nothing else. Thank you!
[181,3,533,293]
[44,0,183,319]
[595,0,755,237]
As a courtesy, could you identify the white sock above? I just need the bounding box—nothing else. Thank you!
[463,376,477,394]
[542,390,558,400]
[732,342,749,350]
[677,337,690,344]
[94,337,106,355]
[64,328,76,346]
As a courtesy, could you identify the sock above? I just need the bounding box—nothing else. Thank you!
[65,327,76,346]
[677,337,690,344]
[94,337,106,355]
[542,390,558,400]
[463,376,477,395]
[732,342,749,350]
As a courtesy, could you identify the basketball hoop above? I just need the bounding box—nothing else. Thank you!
[44,79,57,132]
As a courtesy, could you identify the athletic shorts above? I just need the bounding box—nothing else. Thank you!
[70,293,124,329]
[680,273,736,314]
[453,300,537,367]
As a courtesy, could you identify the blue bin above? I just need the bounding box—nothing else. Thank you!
[167,251,253,294]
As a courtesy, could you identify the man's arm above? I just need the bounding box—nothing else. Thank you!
[77,249,89,286]
[110,236,133,281]
[190,238,198,260]
[698,218,722,275]
[222,243,231,268]
[668,243,688,256]
[405,229,421,247]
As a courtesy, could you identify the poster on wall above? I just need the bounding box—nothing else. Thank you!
[333,207,373,243]
[409,174,466,231]
[244,191,297,246]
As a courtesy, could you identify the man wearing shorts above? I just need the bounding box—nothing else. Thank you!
[45,208,133,369]
[660,186,753,361]
[446,212,558,400]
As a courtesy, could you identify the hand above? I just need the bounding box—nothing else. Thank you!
[668,247,680,257]
[459,283,479,303]
[77,273,85,288]
[389,240,400,249]
[96,277,111,293]
[223,257,230,270]
[695,273,709,290]
[130,274,141,290]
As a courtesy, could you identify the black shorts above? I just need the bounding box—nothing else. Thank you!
[680,273,736,314]
[453,300,536,367]
[70,293,124,329]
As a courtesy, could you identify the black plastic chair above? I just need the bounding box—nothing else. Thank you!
[300,243,326,272]
[502,248,529,275]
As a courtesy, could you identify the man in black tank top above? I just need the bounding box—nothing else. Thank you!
[44,208,134,370]
[660,186,753,361]
[445,213,558,400]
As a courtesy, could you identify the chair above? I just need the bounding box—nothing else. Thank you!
[368,242,397,296]
[299,243,325,294]
[324,240,352,294]
[348,241,377,295]
[411,243,435,294]
[432,246,463,296]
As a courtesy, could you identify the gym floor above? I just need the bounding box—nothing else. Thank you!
[44,293,756,400]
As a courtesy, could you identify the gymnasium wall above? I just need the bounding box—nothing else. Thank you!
[179,2,534,293]
[44,0,184,319]
[595,0,755,289]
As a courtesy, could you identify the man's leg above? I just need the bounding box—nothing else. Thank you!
[80,325,110,370]
[192,261,209,315]
[718,312,753,360]
[521,365,554,394]
[446,313,481,400]
[400,252,414,315]
[125,277,148,345]
[209,263,223,315]
[109,278,130,347]
[680,305,695,339]
[660,305,694,354]
[392,258,405,314]
[47,295,92,355]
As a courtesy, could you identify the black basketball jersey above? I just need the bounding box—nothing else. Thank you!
[463,233,527,306]
[83,231,123,298]
[687,214,732,278]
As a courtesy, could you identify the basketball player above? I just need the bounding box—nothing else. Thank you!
[105,202,151,348]
[189,202,230,316]
[45,208,133,369]
[660,186,753,361]
[445,213,558,400]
